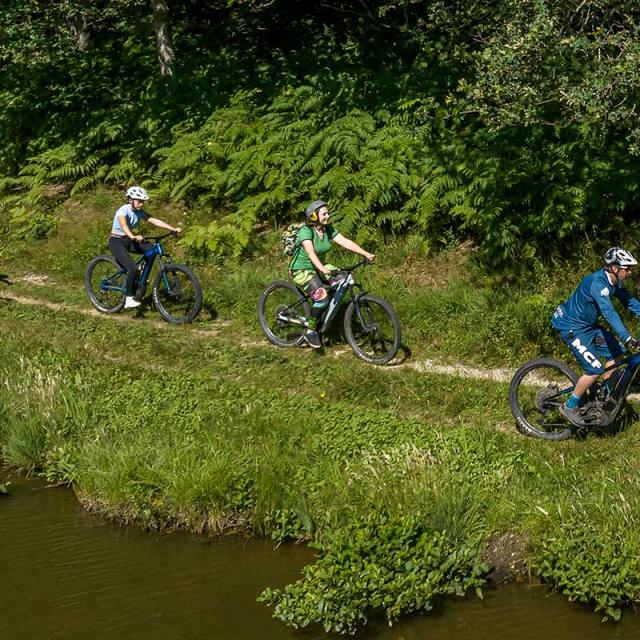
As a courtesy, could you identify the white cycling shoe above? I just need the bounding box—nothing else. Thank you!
[124,296,142,309]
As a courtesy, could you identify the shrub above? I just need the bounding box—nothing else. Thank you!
[259,514,486,634]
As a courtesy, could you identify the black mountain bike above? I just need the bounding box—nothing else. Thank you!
[84,233,202,324]
[258,259,402,365]
[509,352,640,440]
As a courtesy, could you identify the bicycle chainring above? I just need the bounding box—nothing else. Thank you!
[535,387,561,413]
[579,401,604,426]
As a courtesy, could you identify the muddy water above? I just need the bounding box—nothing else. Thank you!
[1,469,639,640]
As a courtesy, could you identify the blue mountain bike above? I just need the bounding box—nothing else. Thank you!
[509,353,640,440]
[258,259,402,365]
[84,233,202,324]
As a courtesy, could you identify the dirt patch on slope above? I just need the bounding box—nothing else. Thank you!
[388,240,479,289]
[482,532,529,584]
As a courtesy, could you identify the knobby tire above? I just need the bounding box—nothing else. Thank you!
[509,357,577,440]
[84,255,126,314]
[343,294,401,365]
[152,264,202,324]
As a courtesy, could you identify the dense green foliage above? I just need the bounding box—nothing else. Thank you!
[259,516,486,633]
[537,524,640,621]
[4,1,640,264]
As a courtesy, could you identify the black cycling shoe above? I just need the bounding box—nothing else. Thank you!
[303,329,322,349]
[559,402,586,427]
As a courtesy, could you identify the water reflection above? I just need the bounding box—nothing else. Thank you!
[1,469,638,640]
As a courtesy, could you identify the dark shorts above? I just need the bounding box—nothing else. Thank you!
[557,326,624,375]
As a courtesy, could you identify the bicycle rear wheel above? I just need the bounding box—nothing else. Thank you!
[343,294,401,365]
[508,357,577,440]
[258,281,310,347]
[152,264,202,324]
[84,255,126,313]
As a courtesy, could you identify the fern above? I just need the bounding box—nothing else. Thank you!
[167,85,486,257]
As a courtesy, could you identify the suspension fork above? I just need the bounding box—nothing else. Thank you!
[350,288,372,331]
[155,256,168,285]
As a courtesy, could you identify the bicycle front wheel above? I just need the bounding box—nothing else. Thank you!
[84,255,126,313]
[509,358,577,440]
[152,264,202,324]
[343,294,401,365]
[258,281,310,347]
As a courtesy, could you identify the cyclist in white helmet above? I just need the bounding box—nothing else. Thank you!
[109,186,182,309]
[551,246,640,426]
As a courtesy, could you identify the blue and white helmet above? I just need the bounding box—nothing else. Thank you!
[605,247,637,267]
[126,186,149,201]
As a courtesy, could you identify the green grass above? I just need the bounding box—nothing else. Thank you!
[1,188,588,366]
[3,190,640,630]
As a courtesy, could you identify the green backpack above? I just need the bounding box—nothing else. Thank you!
[281,222,308,256]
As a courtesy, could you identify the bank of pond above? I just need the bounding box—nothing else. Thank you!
[2,468,640,638]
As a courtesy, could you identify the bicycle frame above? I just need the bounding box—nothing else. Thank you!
[274,259,370,333]
[601,352,640,401]
[101,234,174,296]
[318,272,357,333]
[558,352,640,427]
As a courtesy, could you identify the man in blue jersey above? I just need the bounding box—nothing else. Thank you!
[551,246,640,426]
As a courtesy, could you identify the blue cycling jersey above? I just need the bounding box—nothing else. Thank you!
[551,268,640,343]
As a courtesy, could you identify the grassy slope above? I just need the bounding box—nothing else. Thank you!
[2,189,640,627]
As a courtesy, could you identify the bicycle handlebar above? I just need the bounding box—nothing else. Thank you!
[332,258,373,273]
[142,231,180,242]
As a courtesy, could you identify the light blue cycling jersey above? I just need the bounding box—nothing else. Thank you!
[111,204,149,236]
[551,268,640,343]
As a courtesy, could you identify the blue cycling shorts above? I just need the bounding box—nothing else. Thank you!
[557,326,624,375]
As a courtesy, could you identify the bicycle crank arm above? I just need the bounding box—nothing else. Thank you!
[277,313,306,326]
[597,400,623,427]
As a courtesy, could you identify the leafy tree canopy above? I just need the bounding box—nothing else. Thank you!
[3,1,640,264]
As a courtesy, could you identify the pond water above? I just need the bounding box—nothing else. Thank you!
[1,468,638,640]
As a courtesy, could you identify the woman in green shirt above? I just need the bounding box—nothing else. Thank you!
[289,199,375,349]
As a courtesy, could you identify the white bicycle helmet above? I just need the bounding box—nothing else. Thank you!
[126,185,149,201]
[604,247,638,267]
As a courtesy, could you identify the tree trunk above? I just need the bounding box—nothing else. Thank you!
[150,0,176,78]
[67,5,90,51]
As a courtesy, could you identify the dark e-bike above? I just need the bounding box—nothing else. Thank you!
[258,259,402,365]
[84,233,202,324]
[509,352,640,440]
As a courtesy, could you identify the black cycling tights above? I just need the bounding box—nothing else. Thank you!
[108,236,153,295]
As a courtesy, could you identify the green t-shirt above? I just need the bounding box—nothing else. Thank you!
[289,224,339,271]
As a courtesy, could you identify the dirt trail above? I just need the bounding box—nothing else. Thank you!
[1,283,516,383]
[410,359,513,383]
[6,281,640,405]
[0,289,223,337]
